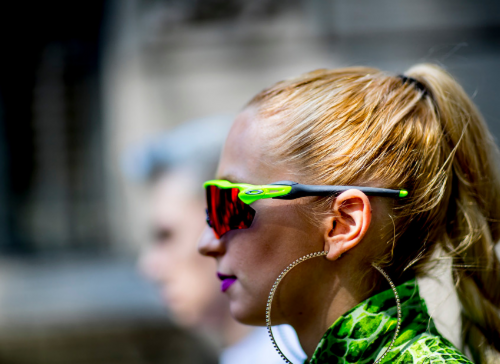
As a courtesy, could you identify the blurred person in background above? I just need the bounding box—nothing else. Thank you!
[123,115,306,364]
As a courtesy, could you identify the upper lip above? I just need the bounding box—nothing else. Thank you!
[217,272,236,280]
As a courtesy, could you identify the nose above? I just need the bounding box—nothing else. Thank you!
[198,226,226,258]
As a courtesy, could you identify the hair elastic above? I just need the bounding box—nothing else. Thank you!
[398,75,429,97]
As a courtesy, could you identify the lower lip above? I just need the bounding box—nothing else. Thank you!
[221,278,237,292]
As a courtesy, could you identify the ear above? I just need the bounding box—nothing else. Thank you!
[323,189,372,261]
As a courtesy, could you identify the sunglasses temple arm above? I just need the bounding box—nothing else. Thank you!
[272,184,404,199]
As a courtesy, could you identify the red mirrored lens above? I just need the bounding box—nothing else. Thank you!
[206,185,256,238]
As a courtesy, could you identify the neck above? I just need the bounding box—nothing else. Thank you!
[293,284,360,357]
[285,258,370,359]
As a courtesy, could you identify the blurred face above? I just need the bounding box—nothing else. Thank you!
[139,171,227,328]
[198,109,328,326]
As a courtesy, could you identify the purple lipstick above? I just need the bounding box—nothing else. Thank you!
[217,272,237,292]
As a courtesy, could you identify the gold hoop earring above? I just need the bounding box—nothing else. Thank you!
[266,254,401,364]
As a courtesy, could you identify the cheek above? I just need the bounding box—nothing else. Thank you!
[224,204,323,324]
[250,203,322,259]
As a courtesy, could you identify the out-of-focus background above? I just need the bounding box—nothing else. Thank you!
[1,1,500,363]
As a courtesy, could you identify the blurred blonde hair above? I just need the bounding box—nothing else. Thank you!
[247,64,500,363]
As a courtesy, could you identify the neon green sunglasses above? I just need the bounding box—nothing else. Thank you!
[204,179,408,238]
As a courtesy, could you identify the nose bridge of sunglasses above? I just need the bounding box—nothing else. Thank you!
[238,184,292,204]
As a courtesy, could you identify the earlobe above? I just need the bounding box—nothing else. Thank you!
[323,190,372,261]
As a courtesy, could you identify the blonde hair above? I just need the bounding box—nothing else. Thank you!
[247,64,500,363]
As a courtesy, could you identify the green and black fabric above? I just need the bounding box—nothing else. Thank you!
[309,279,472,364]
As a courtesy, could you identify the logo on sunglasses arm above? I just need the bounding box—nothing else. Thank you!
[245,189,264,195]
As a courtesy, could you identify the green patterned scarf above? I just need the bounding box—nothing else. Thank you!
[309,279,472,363]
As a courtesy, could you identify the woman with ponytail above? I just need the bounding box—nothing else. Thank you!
[198,64,500,363]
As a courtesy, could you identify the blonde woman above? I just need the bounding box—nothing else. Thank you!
[198,65,500,363]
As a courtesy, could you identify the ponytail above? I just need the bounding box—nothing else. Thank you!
[406,64,500,363]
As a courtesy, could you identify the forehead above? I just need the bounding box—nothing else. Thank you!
[216,108,296,184]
